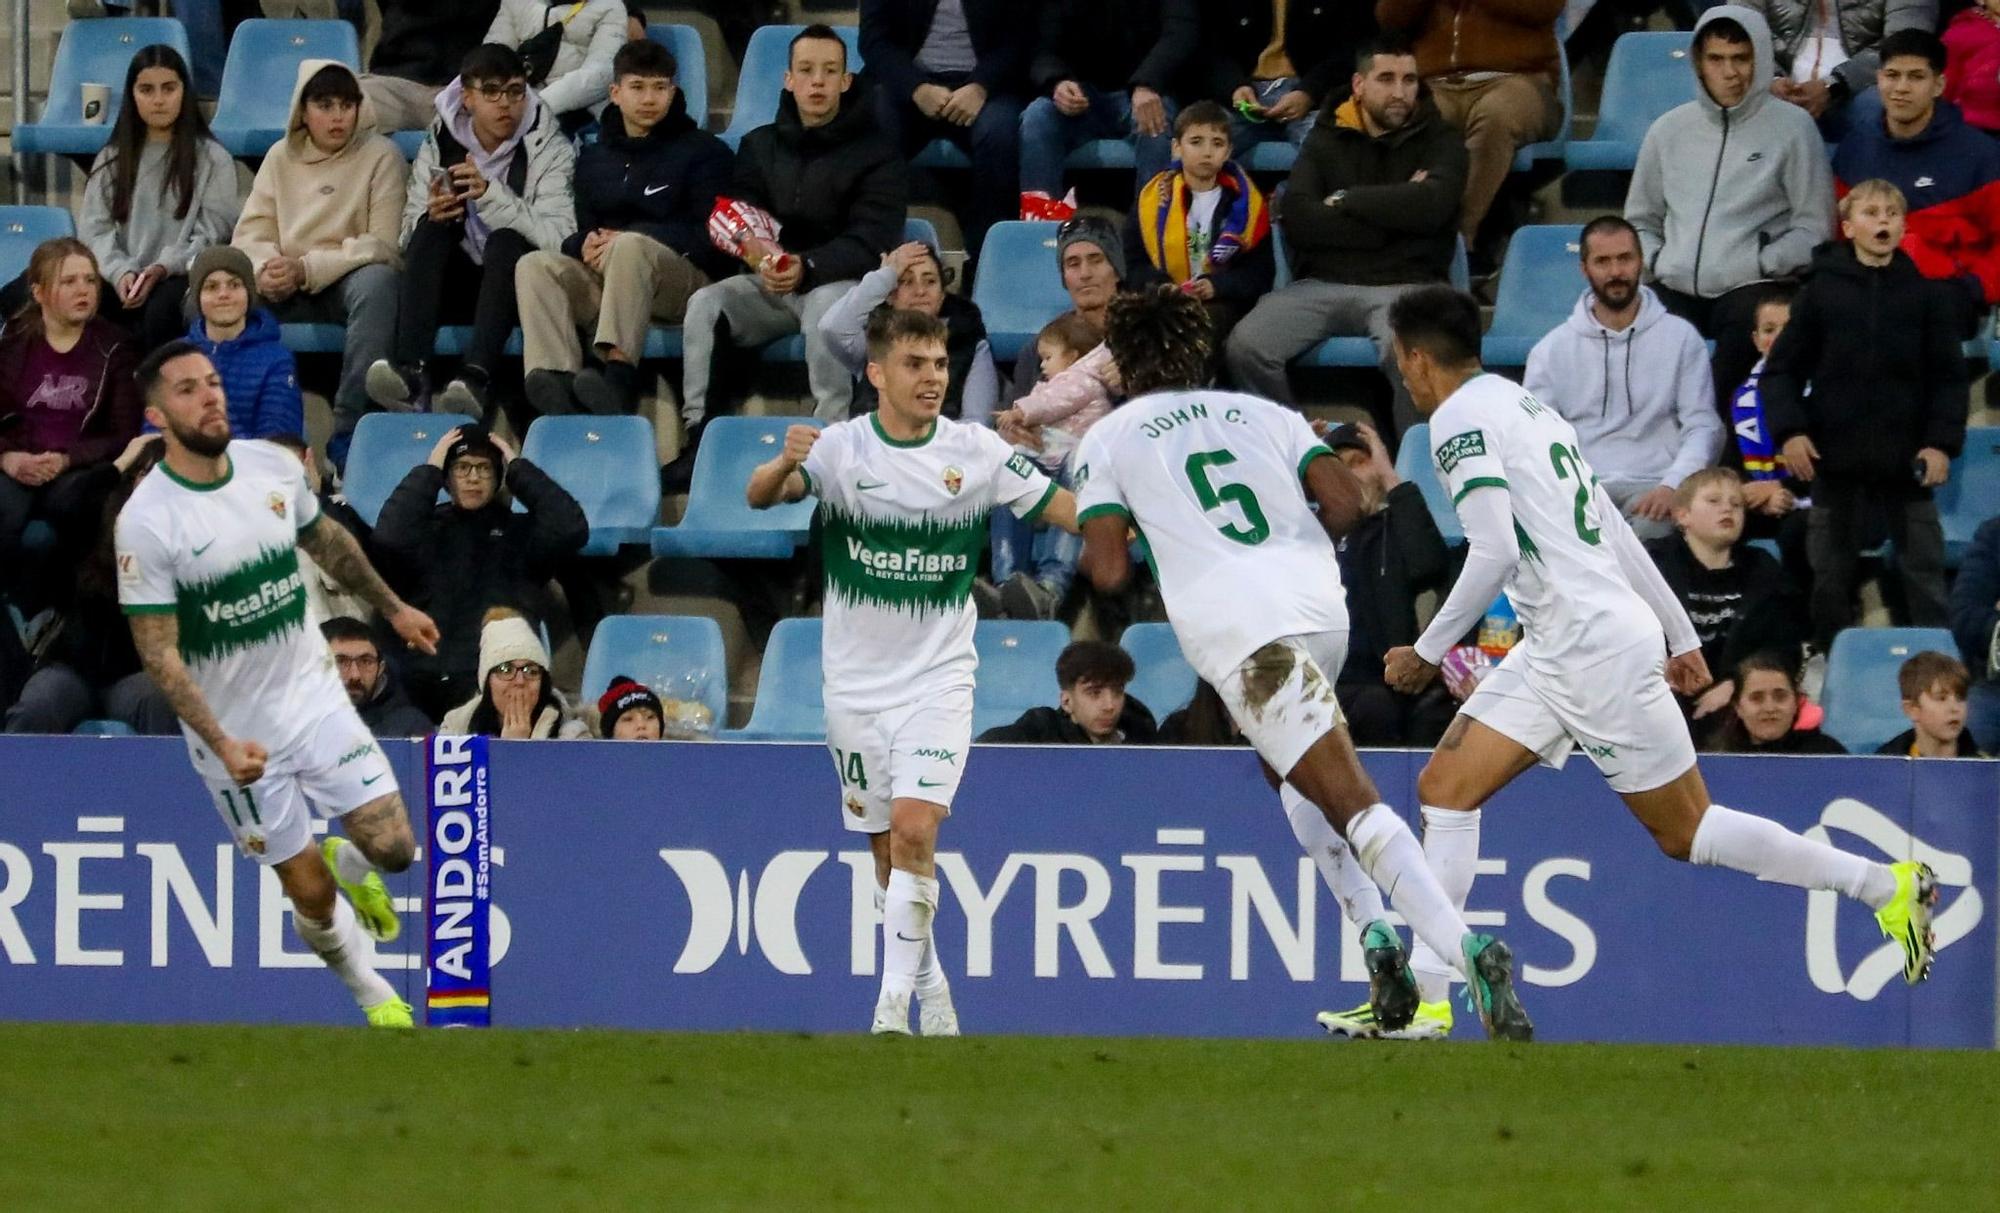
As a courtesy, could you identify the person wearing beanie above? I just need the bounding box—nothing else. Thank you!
[597,674,665,739]
[183,245,305,441]
[440,607,589,738]
[817,238,998,424]
[372,425,589,719]
[998,213,1126,409]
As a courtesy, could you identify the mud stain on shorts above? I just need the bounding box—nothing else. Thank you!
[1240,642,1297,718]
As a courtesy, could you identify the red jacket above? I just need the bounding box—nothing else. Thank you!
[1944,7,2000,135]
[1833,100,2000,309]
[0,315,141,466]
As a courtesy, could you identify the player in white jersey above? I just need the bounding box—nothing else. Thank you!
[1369,287,1938,1021]
[748,309,1079,1036]
[1073,286,1533,1040]
[117,341,442,1028]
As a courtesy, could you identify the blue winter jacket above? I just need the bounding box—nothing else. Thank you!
[186,307,304,440]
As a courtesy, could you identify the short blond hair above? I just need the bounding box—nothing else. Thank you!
[1675,465,1742,511]
[1839,179,1907,219]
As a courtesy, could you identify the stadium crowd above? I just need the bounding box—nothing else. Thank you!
[3,0,1998,758]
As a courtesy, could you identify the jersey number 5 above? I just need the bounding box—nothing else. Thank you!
[1548,442,1602,546]
[1184,450,1271,546]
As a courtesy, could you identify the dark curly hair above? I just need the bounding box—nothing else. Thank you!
[1104,285,1213,397]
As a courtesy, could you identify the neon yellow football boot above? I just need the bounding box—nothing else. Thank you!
[323,836,400,943]
[364,996,413,1029]
[1874,861,1939,985]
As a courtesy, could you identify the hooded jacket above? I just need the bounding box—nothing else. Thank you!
[1944,6,2000,133]
[232,60,409,293]
[1032,0,1198,94]
[1626,7,1834,300]
[562,92,735,281]
[483,0,625,117]
[402,78,578,259]
[1759,243,1968,485]
[0,316,141,465]
[1376,0,1566,79]
[1746,0,1935,98]
[1524,285,1723,490]
[1833,98,2000,311]
[370,0,502,87]
[730,90,908,292]
[1280,96,1467,286]
[976,697,1160,744]
[185,308,304,440]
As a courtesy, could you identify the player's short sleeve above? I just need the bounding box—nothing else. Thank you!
[976,426,1057,520]
[115,507,178,615]
[797,424,846,509]
[1430,404,1508,506]
[1072,428,1129,524]
[1280,409,1335,483]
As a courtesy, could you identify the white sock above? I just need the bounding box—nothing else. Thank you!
[1344,804,1473,982]
[878,878,949,999]
[1410,805,1482,1003]
[1281,784,1384,926]
[294,897,398,1009]
[332,837,377,885]
[1690,804,1897,908]
[880,868,937,999]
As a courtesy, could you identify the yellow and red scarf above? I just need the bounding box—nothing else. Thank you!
[1136,161,1269,284]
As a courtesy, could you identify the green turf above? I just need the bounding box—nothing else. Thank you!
[3,1024,1995,1210]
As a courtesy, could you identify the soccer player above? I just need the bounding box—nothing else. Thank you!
[746,308,1080,1036]
[1072,285,1533,1042]
[117,340,442,1028]
[1374,285,1937,1021]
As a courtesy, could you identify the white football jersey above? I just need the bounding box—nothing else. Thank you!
[1073,389,1347,685]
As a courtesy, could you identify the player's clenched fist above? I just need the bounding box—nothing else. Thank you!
[782,425,819,467]
[219,737,268,786]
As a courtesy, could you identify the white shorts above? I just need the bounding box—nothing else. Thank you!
[193,704,400,865]
[1218,631,1349,776]
[824,686,974,833]
[1461,640,1697,794]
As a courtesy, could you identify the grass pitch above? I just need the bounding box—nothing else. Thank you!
[2,1025,1995,1210]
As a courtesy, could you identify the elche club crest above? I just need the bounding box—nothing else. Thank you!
[942,466,964,496]
[268,492,287,520]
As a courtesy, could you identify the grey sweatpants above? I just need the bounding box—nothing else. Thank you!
[1224,278,1419,433]
[268,261,399,437]
[679,275,856,425]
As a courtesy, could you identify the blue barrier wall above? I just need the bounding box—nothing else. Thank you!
[0,738,1992,1045]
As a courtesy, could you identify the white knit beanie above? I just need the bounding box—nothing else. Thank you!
[477,612,549,687]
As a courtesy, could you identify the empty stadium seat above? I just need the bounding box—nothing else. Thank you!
[973,220,1069,361]
[649,24,709,130]
[1819,626,1959,753]
[210,19,362,157]
[733,616,825,740]
[0,206,76,285]
[1119,622,1196,717]
[339,412,476,527]
[650,416,819,559]
[520,415,661,555]
[720,24,863,150]
[1565,31,1693,172]
[1394,422,1464,546]
[972,620,1069,735]
[73,719,135,736]
[580,614,729,735]
[1483,224,1584,366]
[14,18,191,157]
[1936,427,2000,567]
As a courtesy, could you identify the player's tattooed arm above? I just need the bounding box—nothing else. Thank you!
[298,514,404,616]
[128,613,229,752]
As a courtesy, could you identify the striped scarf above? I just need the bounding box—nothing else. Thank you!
[1135,161,1269,284]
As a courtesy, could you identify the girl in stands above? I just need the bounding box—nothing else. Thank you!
[1705,652,1849,755]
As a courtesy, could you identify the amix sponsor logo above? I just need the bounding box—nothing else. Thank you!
[336,741,378,767]
[912,747,959,766]
[845,539,969,576]
[200,569,304,625]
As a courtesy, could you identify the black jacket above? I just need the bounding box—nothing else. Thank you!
[372,458,589,682]
[1197,0,1372,109]
[1706,721,1849,754]
[977,699,1159,744]
[1760,244,1969,487]
[1280,99,1466,287]
[1875,727,1986,758]
[356,667,437,738]
[1032,0,1199,95]
[732,91,908,291]
[1336,481,1452,680]
[371,0,501,87]
[563,94,736,281]
[860,0,1034,98]
[1644,536,1803,680]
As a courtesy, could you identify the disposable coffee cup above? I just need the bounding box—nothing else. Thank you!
[81,82,111,125]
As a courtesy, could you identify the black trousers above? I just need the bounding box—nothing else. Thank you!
[1651,280,1774,416]
[394,220,531,375]
[1806,478,1949,653]
[0,468,110,602]
[869,70,1024,260]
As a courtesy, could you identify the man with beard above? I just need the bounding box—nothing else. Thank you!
[117,341,440,1027]
[1525,216,1722,541]
[321,616,435,738]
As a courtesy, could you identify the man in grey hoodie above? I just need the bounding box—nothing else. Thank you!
[1526,216,1723,541]
[1626,6,1834,411]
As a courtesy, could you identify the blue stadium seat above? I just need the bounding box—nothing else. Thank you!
[73,719,135,736]
[1066,139,1136,172]
[580,614,729,734]
[339,412,476,527]
[1565,32,1693,172]
[733,616,825,740]
[1483,224,1584,366]
[210,20,362,157]
[389,128,424,160]
[1820,626,1958,753]
[1936,426,2000,567]
[1511,24,1572,172]
[1119,622,1196,717]
[0,206,77,285]
[650,416,819,558]
[14,18,191,157]
[649,24,709,130]
[520,415,661,555]
[972,620,1069,736]
[720,24,863,149]
[1394,422,1464,546]
[973,220,1069,361]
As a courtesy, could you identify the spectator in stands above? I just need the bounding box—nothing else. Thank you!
[183,246,303,441]
[1646,467,1804,720]
[1739,0,1932,137]
[365,44,577,423]
[268,433,372,625]
[440,606,590,739]
[1876,649,1986,756]
[675,26,906,476]
[71,46,238,352]
[1225,37,1466,434]
[623,1,650,42]
[1950,516,2000,748]
[1201,0,1373,153]
[1834,28,2000,338]
[516,39,733,422]
[321,616,434,738]
[2,433,173,736]
[821,238,997,423]
[597,675,666,739]
[1375,0,1563,255]
[1627,8,1834,410]
[373,426,589,720]
[1525,215,1722,541]
[986,312,1100,619]
[1123,101,1276,350]
[1705,650,1848,752]
[360,0,504,134]
[232,61,407,471]
[1726,284,1806,526]
[1000,215,1125,406]
[1761,179,1966,655]
[0,238,142,610]
[977,640,1159,743]
[861,0,1031,253]
[484,0,627,129]
[1944,0,2000,137]
[1020,0,1198,207]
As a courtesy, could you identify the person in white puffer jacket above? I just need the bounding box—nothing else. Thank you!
[485,0,627,125]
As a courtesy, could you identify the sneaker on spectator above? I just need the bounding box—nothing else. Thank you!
[1000,572,1059,620]
[661,425,705,494]
[1800,651,1828,701]
[573,361,640,415]
[364,360,425,413]
[971,576,1002,619]
[523,369,577,417]
[436,369,492,423]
